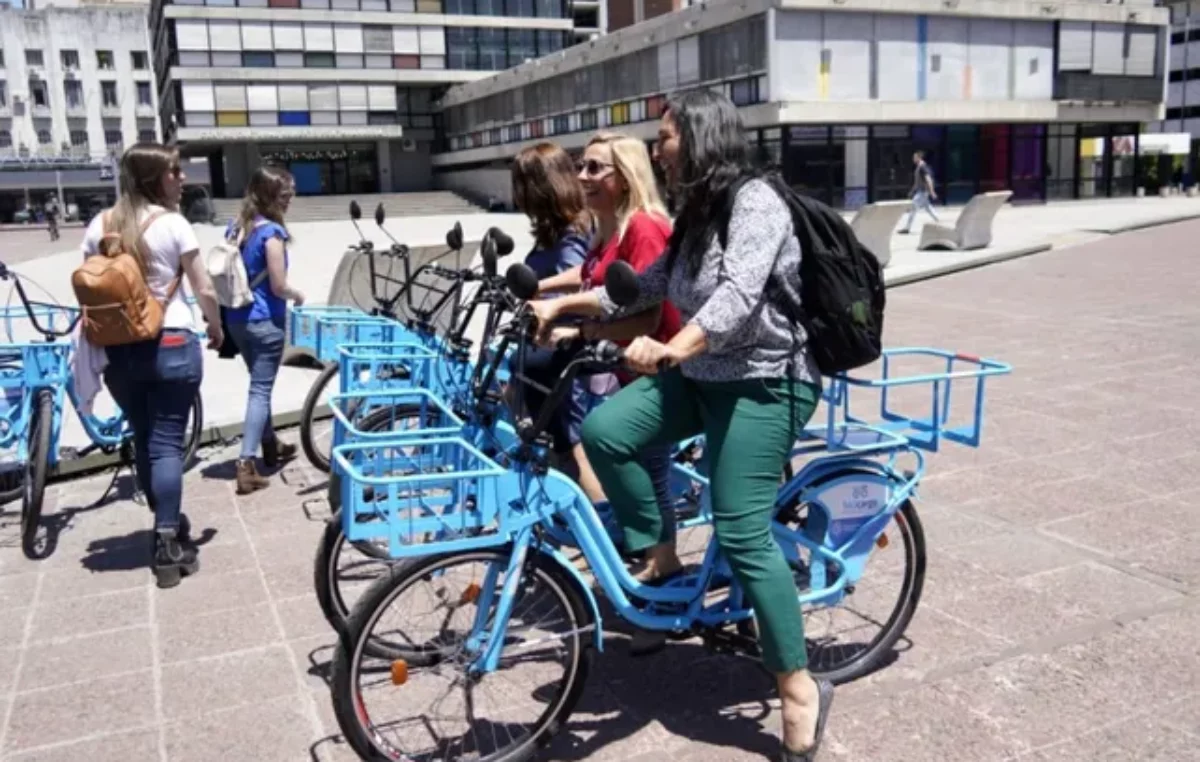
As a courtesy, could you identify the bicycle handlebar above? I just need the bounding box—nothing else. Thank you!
[0,262,82,341]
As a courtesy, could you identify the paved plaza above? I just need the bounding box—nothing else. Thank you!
[1,216,1199,762]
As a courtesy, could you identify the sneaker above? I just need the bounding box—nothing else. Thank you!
[262,439,298,469]
[152,529,199,589]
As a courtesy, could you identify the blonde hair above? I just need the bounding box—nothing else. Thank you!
[586,132,669,245]
[101,142,179,270]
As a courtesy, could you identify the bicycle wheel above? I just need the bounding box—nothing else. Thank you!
[182,389,204,469]
[330,548,593,762]
[299,364,339,473]
[21,389,53,559]
[767,468,927,685]
[316,402,442,637]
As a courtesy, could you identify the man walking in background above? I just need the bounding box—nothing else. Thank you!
[44,193,61,242]
[899,151,938,234]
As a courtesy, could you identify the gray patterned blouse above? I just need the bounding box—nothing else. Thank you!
[596,178,820,384]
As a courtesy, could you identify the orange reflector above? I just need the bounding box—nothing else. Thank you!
[876,533,890,549]
[461,583,481,604]
[390,660,408,686]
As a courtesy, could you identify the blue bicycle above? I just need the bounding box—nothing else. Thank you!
[325,260,1012,761]
[0,263,204,558]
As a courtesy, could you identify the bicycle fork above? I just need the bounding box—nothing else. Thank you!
[467,526,534,675]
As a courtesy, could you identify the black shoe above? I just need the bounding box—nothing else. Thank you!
[780,679,834,762]
[152,529,200,589]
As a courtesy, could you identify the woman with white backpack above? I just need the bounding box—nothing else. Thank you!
[219,165,305,494]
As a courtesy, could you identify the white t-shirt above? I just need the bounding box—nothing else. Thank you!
[81,205,200,331]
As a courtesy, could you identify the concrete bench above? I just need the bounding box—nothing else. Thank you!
[849,200,910,267]
[917,190,1012,252]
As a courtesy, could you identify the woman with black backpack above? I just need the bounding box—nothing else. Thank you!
[528,89,833,761]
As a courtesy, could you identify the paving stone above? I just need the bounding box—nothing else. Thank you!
[28,587,148,641]
[160,644,299,720]
[276,595,334,642]
[942,531,1085,580]
[6,729,161,762]
[1040,502,1180,559]
[153,568,269,621]
[163,694,317,762]
[1027,717,1197,762]
[4,671,155,753]
[984,474,1154,527]
[0,573,39,612]
[157,602,281,664]
[1018,561,1182,619]
[18,626,152,692]
[0,606,30,645]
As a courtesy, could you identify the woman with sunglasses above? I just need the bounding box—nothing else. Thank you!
[82,142,224,589]
[531,133,683,593]
[529,91,834,760]
[224,164,306,495]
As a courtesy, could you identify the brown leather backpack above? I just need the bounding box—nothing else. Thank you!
[72,210,181,347]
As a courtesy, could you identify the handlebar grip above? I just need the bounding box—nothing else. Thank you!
[594,340,623,364]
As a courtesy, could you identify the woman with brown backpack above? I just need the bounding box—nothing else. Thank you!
[74,143,224,589]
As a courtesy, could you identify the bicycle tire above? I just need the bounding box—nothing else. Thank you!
[21,389,53,559]
[299,364,339,473]
[757,468,927,685]
[182,389,204,470]
[330,548,593,762]
[315,402,436,639]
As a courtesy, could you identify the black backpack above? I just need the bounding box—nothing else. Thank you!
[720,174,885,376]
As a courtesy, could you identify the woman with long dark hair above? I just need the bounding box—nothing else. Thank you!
[529,91,834,760]
[225,164,306,494]
[82,142,224,588]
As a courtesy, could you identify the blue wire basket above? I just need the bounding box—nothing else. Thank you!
[0,342,71,451]
[328,387,466,456]
[333,436,518,558]
[336,342,439,395]
[820,347,1013,452]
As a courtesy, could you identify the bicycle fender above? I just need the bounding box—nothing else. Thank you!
[538,544,605,652]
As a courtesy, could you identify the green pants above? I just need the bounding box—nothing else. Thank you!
[580,368,821,674]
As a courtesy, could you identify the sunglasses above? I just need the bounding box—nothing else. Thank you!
[577,159,614,178]
[169,164,183,177]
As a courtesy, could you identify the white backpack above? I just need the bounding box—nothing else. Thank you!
[207,220,268,308]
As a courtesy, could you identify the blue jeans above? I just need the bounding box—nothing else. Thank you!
[226,319,285,460]
[104,330,203,533]
[903,190,939,231]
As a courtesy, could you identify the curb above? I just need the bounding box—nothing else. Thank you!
[48,407,326,483]
[1081,211,1200,235]
[885,243,1052,288]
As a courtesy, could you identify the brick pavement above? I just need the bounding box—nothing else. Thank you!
[2,219,1199,761]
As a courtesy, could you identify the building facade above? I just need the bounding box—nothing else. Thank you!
[149,0,577,198]
[0,4,162,221]
[1151,0,1200,183]
[434,0,1169,210]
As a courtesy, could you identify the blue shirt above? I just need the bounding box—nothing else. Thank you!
[224,216,289,325]
[523,231,589,280]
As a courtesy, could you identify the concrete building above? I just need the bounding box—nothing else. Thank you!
[1148,0,1200,185]
[433,0,1170,210]
[0,4,163,221]
[149,0,577,198]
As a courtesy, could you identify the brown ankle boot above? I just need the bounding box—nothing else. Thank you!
[262,439,297,469]
[235,459,270,495]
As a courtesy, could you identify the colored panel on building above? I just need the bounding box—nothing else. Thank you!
[279,111,311,126]
[917,16,928,100]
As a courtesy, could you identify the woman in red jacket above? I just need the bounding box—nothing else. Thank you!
[534,132,682,589]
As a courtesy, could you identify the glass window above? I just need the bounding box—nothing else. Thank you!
[511,0,534,16]
[105,129,122,147]
[0,130,12,149]
[477,0,503,14]
[138,129,156,142]
[64,80,84,108]
[137,82,152,105]
[26,49,44,66]
[60,50,79,69]
[37,128,52,145]
[537,30,565,56]
[446,27,478,69]
[305,52,336,67]
[535,0,562,17]
[29,80,48,107]
[417,0,441,11]
[0,82,6,108]
[243,51,275,66]
[479,28,506,70]
[444,0,472,12]
[70,129,88,146]
[0,51,5,68]
[131,51,149,69]
[97,50,115,70]
[509,29,536,67]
